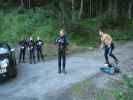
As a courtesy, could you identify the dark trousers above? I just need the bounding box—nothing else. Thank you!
[104,43,118,66]
[29,50,36,64]
[19,49,26,62]
[58,50,66,73]
[37,48,44,61]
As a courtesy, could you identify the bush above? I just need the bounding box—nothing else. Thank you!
[98,15,131,30]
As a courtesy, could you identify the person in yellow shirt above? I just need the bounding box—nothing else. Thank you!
[99,29,118,67]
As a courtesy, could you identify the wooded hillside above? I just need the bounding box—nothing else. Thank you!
[0,0,133,45]
[0,0,133,19]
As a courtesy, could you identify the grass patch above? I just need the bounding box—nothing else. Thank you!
[71,79,91,96]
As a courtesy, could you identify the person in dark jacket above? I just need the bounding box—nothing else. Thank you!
[35,36,44,62]
[56,29,69,74]
[19,37,28,63]
[28,36,36,64]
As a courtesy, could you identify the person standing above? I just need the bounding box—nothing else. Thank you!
[56,29,69,74]
[28,36,36,64]
[19,37,28,63]
[99,29,119,67]
[35,36,44,62]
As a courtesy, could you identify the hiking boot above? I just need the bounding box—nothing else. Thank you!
[62,69,67,74]
[104,63,109,67]
[58,70,61,74]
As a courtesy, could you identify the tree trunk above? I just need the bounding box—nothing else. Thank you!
[79,0,84,19]
[108,0,112,12]
[95,0,98,16]
[28,0,31,9]
[20,0,24,8]
[63,1,65,25]
[89,0,92,17]
[72,0,75,20]
[128,1,132,20]
[113,0,118,18]
[99,0,103,16]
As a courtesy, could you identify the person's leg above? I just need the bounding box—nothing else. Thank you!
[109,47,118,64]
[104,47,110,65]
[37,50,40,62]
[33,51,36,64]
[23,49,26,62]
[19,50,22,62]
[62,50,66,73]
[40,49,44,61]
[29,51,32,64]
[58,51,62,73]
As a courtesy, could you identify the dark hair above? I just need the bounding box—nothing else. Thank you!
[99,27,105,33]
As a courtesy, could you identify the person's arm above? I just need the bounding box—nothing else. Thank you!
[100,36,105,49]
[55,37,59,44]
[41,40,44,45]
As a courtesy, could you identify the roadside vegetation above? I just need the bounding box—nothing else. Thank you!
[52,74,133,100]
[0,7,133,47]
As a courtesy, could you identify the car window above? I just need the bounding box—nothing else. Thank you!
[0,48,9,54]
[0,44,10,54]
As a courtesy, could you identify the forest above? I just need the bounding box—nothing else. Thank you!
[0,0,133,45]
[1,0,133,19]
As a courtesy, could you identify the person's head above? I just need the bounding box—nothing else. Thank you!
[59,29,65,37]
[30,36,33,41]
[99,29,104,36]
[37,36,40,40]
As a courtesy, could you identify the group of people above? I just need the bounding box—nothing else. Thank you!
[19,29,119,74]
[19,36,44,64]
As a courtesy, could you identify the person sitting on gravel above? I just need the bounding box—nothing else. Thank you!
[99,29,119,67]
[56,29,69,74]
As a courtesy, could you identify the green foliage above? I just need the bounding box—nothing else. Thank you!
[0,8,60,45]
[109,31,133,41]
[113,75,133,100]
[71,80,90,96]
[99,16,132,30]
[0,7,133,47]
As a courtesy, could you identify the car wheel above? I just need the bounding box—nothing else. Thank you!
[7,59,17,78]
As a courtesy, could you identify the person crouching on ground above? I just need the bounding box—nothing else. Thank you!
[56,29,69,74]
[99,29,119,67]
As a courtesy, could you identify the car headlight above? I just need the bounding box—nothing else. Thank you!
[1,59,9,68]
[1,63,8,68]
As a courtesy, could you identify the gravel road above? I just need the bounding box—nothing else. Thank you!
[0,42,133,100]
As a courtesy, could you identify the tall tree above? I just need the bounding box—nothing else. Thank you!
[108,0,112,12]
[89,0,92,17]
[95,0,98,16]
[20,0,24,8]
[99,0,103,16]
[128,0,132,20]
[28,0,31,9]
[113,0,118,18]
[79,0,84,19]
[72,0,75,20]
